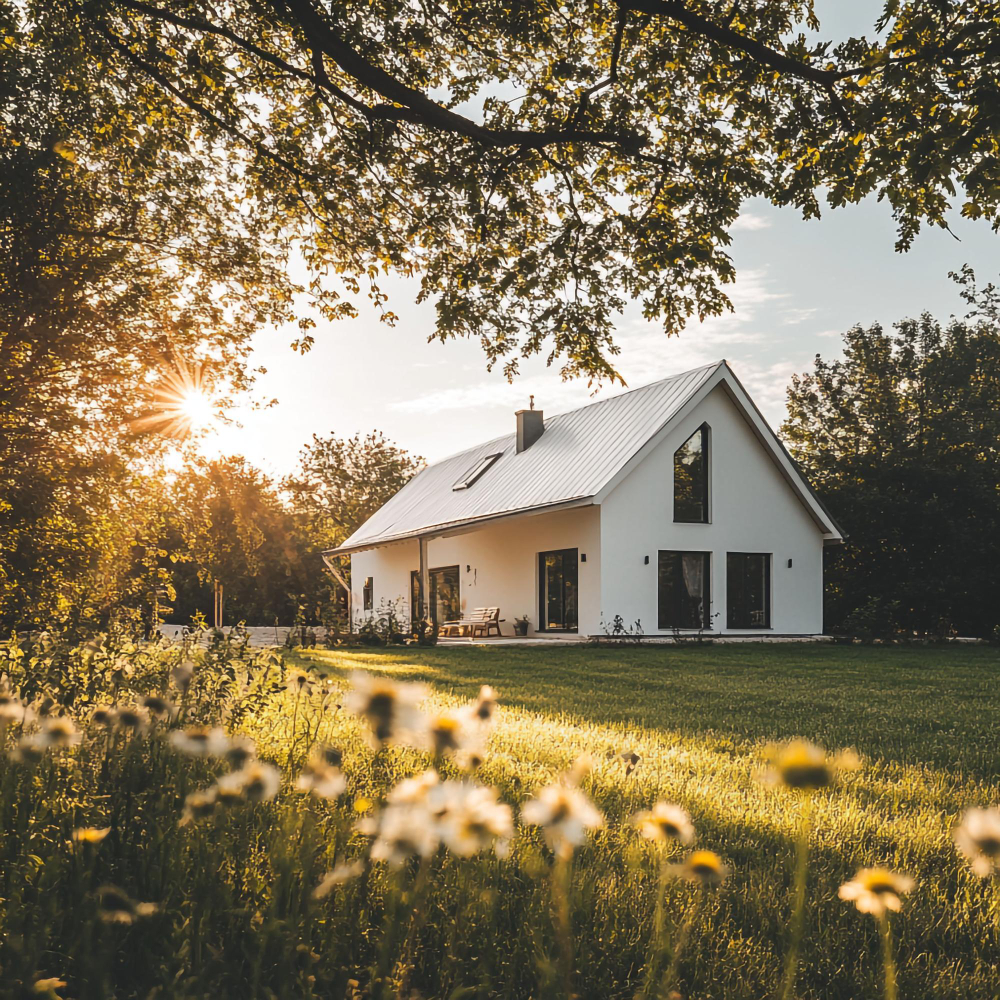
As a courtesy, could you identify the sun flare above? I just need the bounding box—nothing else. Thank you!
[129,357,217,440]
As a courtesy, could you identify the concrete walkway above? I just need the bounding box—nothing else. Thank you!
[158,625,837,649]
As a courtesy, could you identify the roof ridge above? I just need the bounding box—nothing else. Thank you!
[421,360,723,468]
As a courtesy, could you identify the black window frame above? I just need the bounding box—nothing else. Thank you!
[657,550,712,630]
[452,453,502,491]
[410,565,461,625]
[362,576,374,611]
[673,423,710,524]
[726,552,771,630]
[538,548,579,633]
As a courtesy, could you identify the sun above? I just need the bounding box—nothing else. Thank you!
[129,357,218,440]
[179,388,215,431]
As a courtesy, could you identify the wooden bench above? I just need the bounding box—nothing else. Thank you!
[441,607,504,639]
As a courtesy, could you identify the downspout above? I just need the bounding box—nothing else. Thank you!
[322,553,352,627]
[418,535,430,621]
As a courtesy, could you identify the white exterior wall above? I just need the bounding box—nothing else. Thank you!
[349,506,601,636]
[599,385,825,635]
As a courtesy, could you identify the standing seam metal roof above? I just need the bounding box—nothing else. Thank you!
[331,362,720,553]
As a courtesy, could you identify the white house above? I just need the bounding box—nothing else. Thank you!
[327,361,844,638]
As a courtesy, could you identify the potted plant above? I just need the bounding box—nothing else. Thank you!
[513,614,530,637]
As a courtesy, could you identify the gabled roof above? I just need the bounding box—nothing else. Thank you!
[328,361,844,555]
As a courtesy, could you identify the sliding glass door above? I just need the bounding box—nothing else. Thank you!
[410,565,461,625]
[539,548,578,632]
[658,551,711,629]
[726,552,771,629]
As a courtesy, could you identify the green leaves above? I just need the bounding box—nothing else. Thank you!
[12,0,986,384]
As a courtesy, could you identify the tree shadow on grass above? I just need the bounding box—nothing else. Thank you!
[297,643,1000,780]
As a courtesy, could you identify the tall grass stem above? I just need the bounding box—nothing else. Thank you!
[779,794,813,1000]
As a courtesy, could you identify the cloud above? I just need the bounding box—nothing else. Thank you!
[389,267,820,432]
[729,212,772,232]
[782,306,819,325]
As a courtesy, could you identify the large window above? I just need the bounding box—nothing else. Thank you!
[658,551,711,630]
[727,553,771,629]
[538,549,578,631]
[362,576,374,611]
[410,565,461,624]
[674,424,709,523]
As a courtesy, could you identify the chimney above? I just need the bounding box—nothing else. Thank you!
[516,395,544,453]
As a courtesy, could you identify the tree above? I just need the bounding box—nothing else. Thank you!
[168,457,330,626]
[782,269,1000,637]
[285,432,424,552]
[36,0,1000,381]
[0,3,307,630]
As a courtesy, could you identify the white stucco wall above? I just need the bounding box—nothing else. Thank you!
[599,385,825,635]
[349,505,602,636]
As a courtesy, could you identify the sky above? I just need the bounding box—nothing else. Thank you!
[202,2,1000,477]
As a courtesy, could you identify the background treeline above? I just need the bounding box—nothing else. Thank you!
[782,269,1000,640]
[0,431,421,634]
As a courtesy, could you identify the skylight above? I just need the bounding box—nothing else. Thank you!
[452,453,502,491]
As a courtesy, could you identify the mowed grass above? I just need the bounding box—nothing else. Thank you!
[292,642,1000,999]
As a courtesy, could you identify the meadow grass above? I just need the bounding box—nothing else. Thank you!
[1,636,998,1000]
[292,642,1000,999]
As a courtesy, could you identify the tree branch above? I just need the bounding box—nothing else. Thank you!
[275,0,649,151]
[621,0,841,85]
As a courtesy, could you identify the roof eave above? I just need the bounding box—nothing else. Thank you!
[324,495,597,557]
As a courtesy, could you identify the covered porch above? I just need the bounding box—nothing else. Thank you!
[342,503,602,639]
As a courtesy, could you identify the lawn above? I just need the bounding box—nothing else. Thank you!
[291,642,1000,999]
[3,636,1000,1000]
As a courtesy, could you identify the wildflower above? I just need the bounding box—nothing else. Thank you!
[224,736,256,771]
[180,788,218,826]
[95,885,157,924]
[762,739,860,790]
[522,783,604,857]
[343,671,427,747]
[214,781,245,809]
[41,717,81,748]
[838,868,914,917]
[296,755,347,800]
[0,682,31,724]
[669,849,729,887]
[312,860,365,898]
[634,802,695,845]
[168,726,229,756]
[71,827,111,846]
[218,761,281,802]
[428,711,464,754]
[386,769,438,805]
[427,708,486,759]
[9,733,47,764]
[955,807,1000,877]
[364,803,440,867]
[90,705,116,728]
[141,695,177,721]
[170,659,194,691]
[114,705,149,734]
[434,782,513,858]
[286,669,313,696]
[470,685,497,722]
[620,749,641,777]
